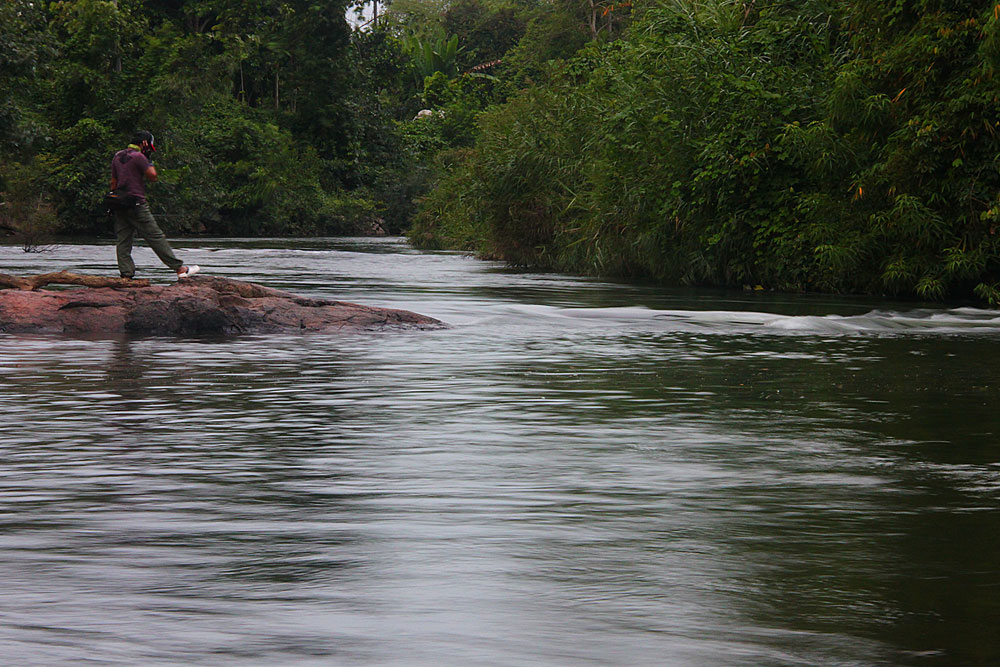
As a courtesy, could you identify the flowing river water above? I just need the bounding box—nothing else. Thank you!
[2,237,1000,666]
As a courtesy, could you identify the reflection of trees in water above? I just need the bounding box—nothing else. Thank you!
[681,336,1000,665]
[98,337,375,610]
[492,332,1000,664]
[0,336,376,661]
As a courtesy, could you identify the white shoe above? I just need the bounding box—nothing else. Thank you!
[177,265,200,279]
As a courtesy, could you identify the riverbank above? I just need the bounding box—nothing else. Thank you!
[406,4,1000,307]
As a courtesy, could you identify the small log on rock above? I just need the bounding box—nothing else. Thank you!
[0,271,150,291]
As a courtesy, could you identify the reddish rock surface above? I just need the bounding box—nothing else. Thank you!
[0,275,444,335]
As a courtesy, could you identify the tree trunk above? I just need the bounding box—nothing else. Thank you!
[111,0,122,71]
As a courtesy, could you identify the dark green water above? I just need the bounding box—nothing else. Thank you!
[2,238,999,665]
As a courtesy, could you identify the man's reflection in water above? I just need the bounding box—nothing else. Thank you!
[105,335,150,400]
[100,336,166,449]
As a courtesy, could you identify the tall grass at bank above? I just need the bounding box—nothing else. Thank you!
[411,0,1000,302]
[412,0,840,288]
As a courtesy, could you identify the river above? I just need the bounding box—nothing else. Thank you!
[2,237,999,665]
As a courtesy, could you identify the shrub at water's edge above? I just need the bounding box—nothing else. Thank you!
[411,1,1000,303]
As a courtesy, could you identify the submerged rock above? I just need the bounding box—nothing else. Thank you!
[0,275,444,335]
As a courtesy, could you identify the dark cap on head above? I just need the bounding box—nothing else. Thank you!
[133,130,155,150]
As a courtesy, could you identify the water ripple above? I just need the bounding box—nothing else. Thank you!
[2,239,1000,665]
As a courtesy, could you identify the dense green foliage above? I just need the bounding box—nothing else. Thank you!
[3,0,999,302]
[0,0,417,238]
[0,0,553,240]
[411,0,1000,302]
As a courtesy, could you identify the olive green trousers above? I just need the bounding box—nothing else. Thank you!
[114,203,183,277]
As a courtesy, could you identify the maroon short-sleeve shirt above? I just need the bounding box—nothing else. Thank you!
[111,148,151,203]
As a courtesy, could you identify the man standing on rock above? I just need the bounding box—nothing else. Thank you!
[109,130,198,280]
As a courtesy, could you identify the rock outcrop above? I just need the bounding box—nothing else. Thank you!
[0,274,444,335]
